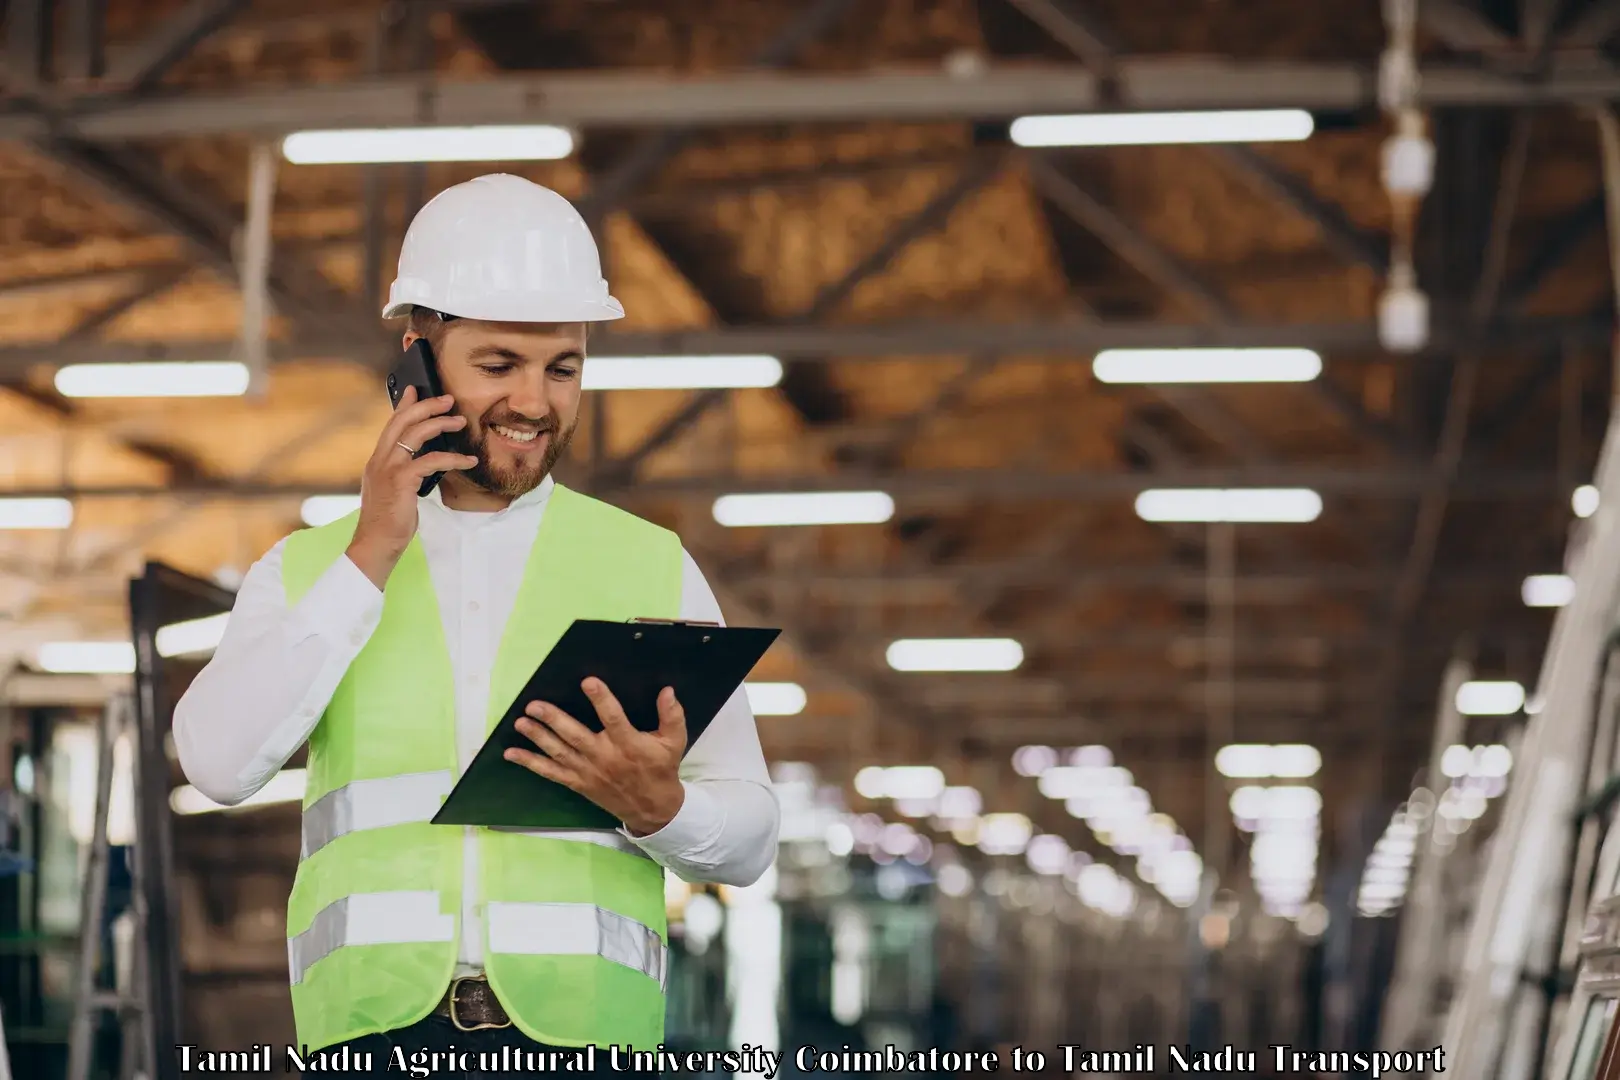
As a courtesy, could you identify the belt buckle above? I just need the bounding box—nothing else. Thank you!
[448,975,511,1032]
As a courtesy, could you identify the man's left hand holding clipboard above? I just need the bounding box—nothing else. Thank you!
[502,676,689,837]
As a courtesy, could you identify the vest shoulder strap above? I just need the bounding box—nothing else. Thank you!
[278,485,681,608]
[282,512,361,607]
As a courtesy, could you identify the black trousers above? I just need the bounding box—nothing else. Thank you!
[303,1013,626,1078]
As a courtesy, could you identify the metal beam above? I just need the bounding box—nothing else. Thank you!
[1003,0,1121,74]
[729,561,1535,595]
[60,264,189,341]
[58,0,106,82]
[797,156,1004,322]
[1027,153,1232,317]
[101,0,251,91]
[1211,146,1390,274]
[0,463,1571,502]
[3,315,1602,381]
[13,61,1620,141]
[1561,0,1620,47]
[1421,0,1520,55]
[4,0,49,91]
[573,0,858,219]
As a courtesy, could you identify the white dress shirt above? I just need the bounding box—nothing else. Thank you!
[172,475,779,976]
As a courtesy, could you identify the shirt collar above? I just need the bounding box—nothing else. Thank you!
[423,474,555,515]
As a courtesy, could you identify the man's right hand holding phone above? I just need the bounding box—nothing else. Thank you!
[345,385,478,590]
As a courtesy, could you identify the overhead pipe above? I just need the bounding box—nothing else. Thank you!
[1378,0,1436,353]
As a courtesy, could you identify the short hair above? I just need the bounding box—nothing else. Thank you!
[405,306,592,347]
[406,306,455,351]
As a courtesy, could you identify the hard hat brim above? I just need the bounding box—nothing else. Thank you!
[382,296,625,323]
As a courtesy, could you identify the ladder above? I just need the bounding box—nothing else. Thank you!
[1436,385,1620,1076]
[66,693,154,1080]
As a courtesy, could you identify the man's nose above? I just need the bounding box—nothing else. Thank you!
[503,372,552,420]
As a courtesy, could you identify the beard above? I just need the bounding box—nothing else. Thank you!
[443,406,577,499]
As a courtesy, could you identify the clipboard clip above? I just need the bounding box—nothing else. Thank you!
[629,617,720,627]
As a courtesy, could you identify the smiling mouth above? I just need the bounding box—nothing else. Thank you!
[492,423,545,445]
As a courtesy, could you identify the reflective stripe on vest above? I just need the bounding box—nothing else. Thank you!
[487,901,667,990]
[289,891,454,985]
[299,769,656,863]
[488,827,654,862]
[301,771,454,860]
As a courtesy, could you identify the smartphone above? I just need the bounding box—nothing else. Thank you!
[386,339,454,497]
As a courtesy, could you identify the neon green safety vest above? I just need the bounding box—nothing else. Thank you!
[279,483,682,1052]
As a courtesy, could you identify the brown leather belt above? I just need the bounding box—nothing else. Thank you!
[433,975,512,1031]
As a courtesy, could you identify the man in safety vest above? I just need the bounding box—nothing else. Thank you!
[173,174,781,1070]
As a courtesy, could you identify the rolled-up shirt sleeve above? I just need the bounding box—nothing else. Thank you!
[618,548,781,887]
[171,539,385,806]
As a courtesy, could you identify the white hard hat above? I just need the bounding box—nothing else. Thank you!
[382,173,624,323]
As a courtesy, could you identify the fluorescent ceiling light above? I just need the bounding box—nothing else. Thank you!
[171,768,306,814]
[1134,488,1322,523]
[886,637,1023,672]
[1093,348,1321,384]
[39,613,232,674]
[38,642,135,674]
[281,125,573,164]
[712,491,894,527]
[1521,573,1575,609]
[1455,680,1525,716]
[1010,109,1313,148]
[155,613,229,658]
[301,495,362,527]
[854,765,945,800]
[584,355,782,390]
[1574,484,1600,519]
[1215,743,1321,779]
[0,497,73,529]
[745,681,806,716]
[54,361,249,398]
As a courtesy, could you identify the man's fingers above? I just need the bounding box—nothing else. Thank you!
[399,413,467,452]
[380,390,454,450]
[410,452,479,477]
[582,678,635,737]
[657,686,688,745]
[503,745,576,786]
[515,716,583,764]
[527,704,598,755]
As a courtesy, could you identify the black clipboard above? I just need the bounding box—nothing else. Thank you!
[431,618,780,829]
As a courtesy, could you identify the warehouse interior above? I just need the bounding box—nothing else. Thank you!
[7,0,1620,1076]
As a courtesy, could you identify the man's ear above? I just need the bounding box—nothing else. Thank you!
[402,329,420,350]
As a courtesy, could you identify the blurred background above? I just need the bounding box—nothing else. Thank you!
[6,0,1620,1077]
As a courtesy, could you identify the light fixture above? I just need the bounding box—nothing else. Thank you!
[711,491,894,527]
[1011,744,1058,776]
[1093,348,1321,384]
[301,495,361,527]
[154,613,229,658]
[885,638,1023,672]
[583,355,783,390]
[171,768,307,814]
[1455,680,1525,717]
[1010,109,1314,147]
[1215,743,1321,779]
[37,642,135,674]
[745,682,806,716]
[1521,574,1575,609]
[54,361,250,398]
[1134,488,1322,523]
[0,497,73,530]
[853,765,945,801]
[1574,484,1600,519]
[281,126,574,165]
[38,612,234,674]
